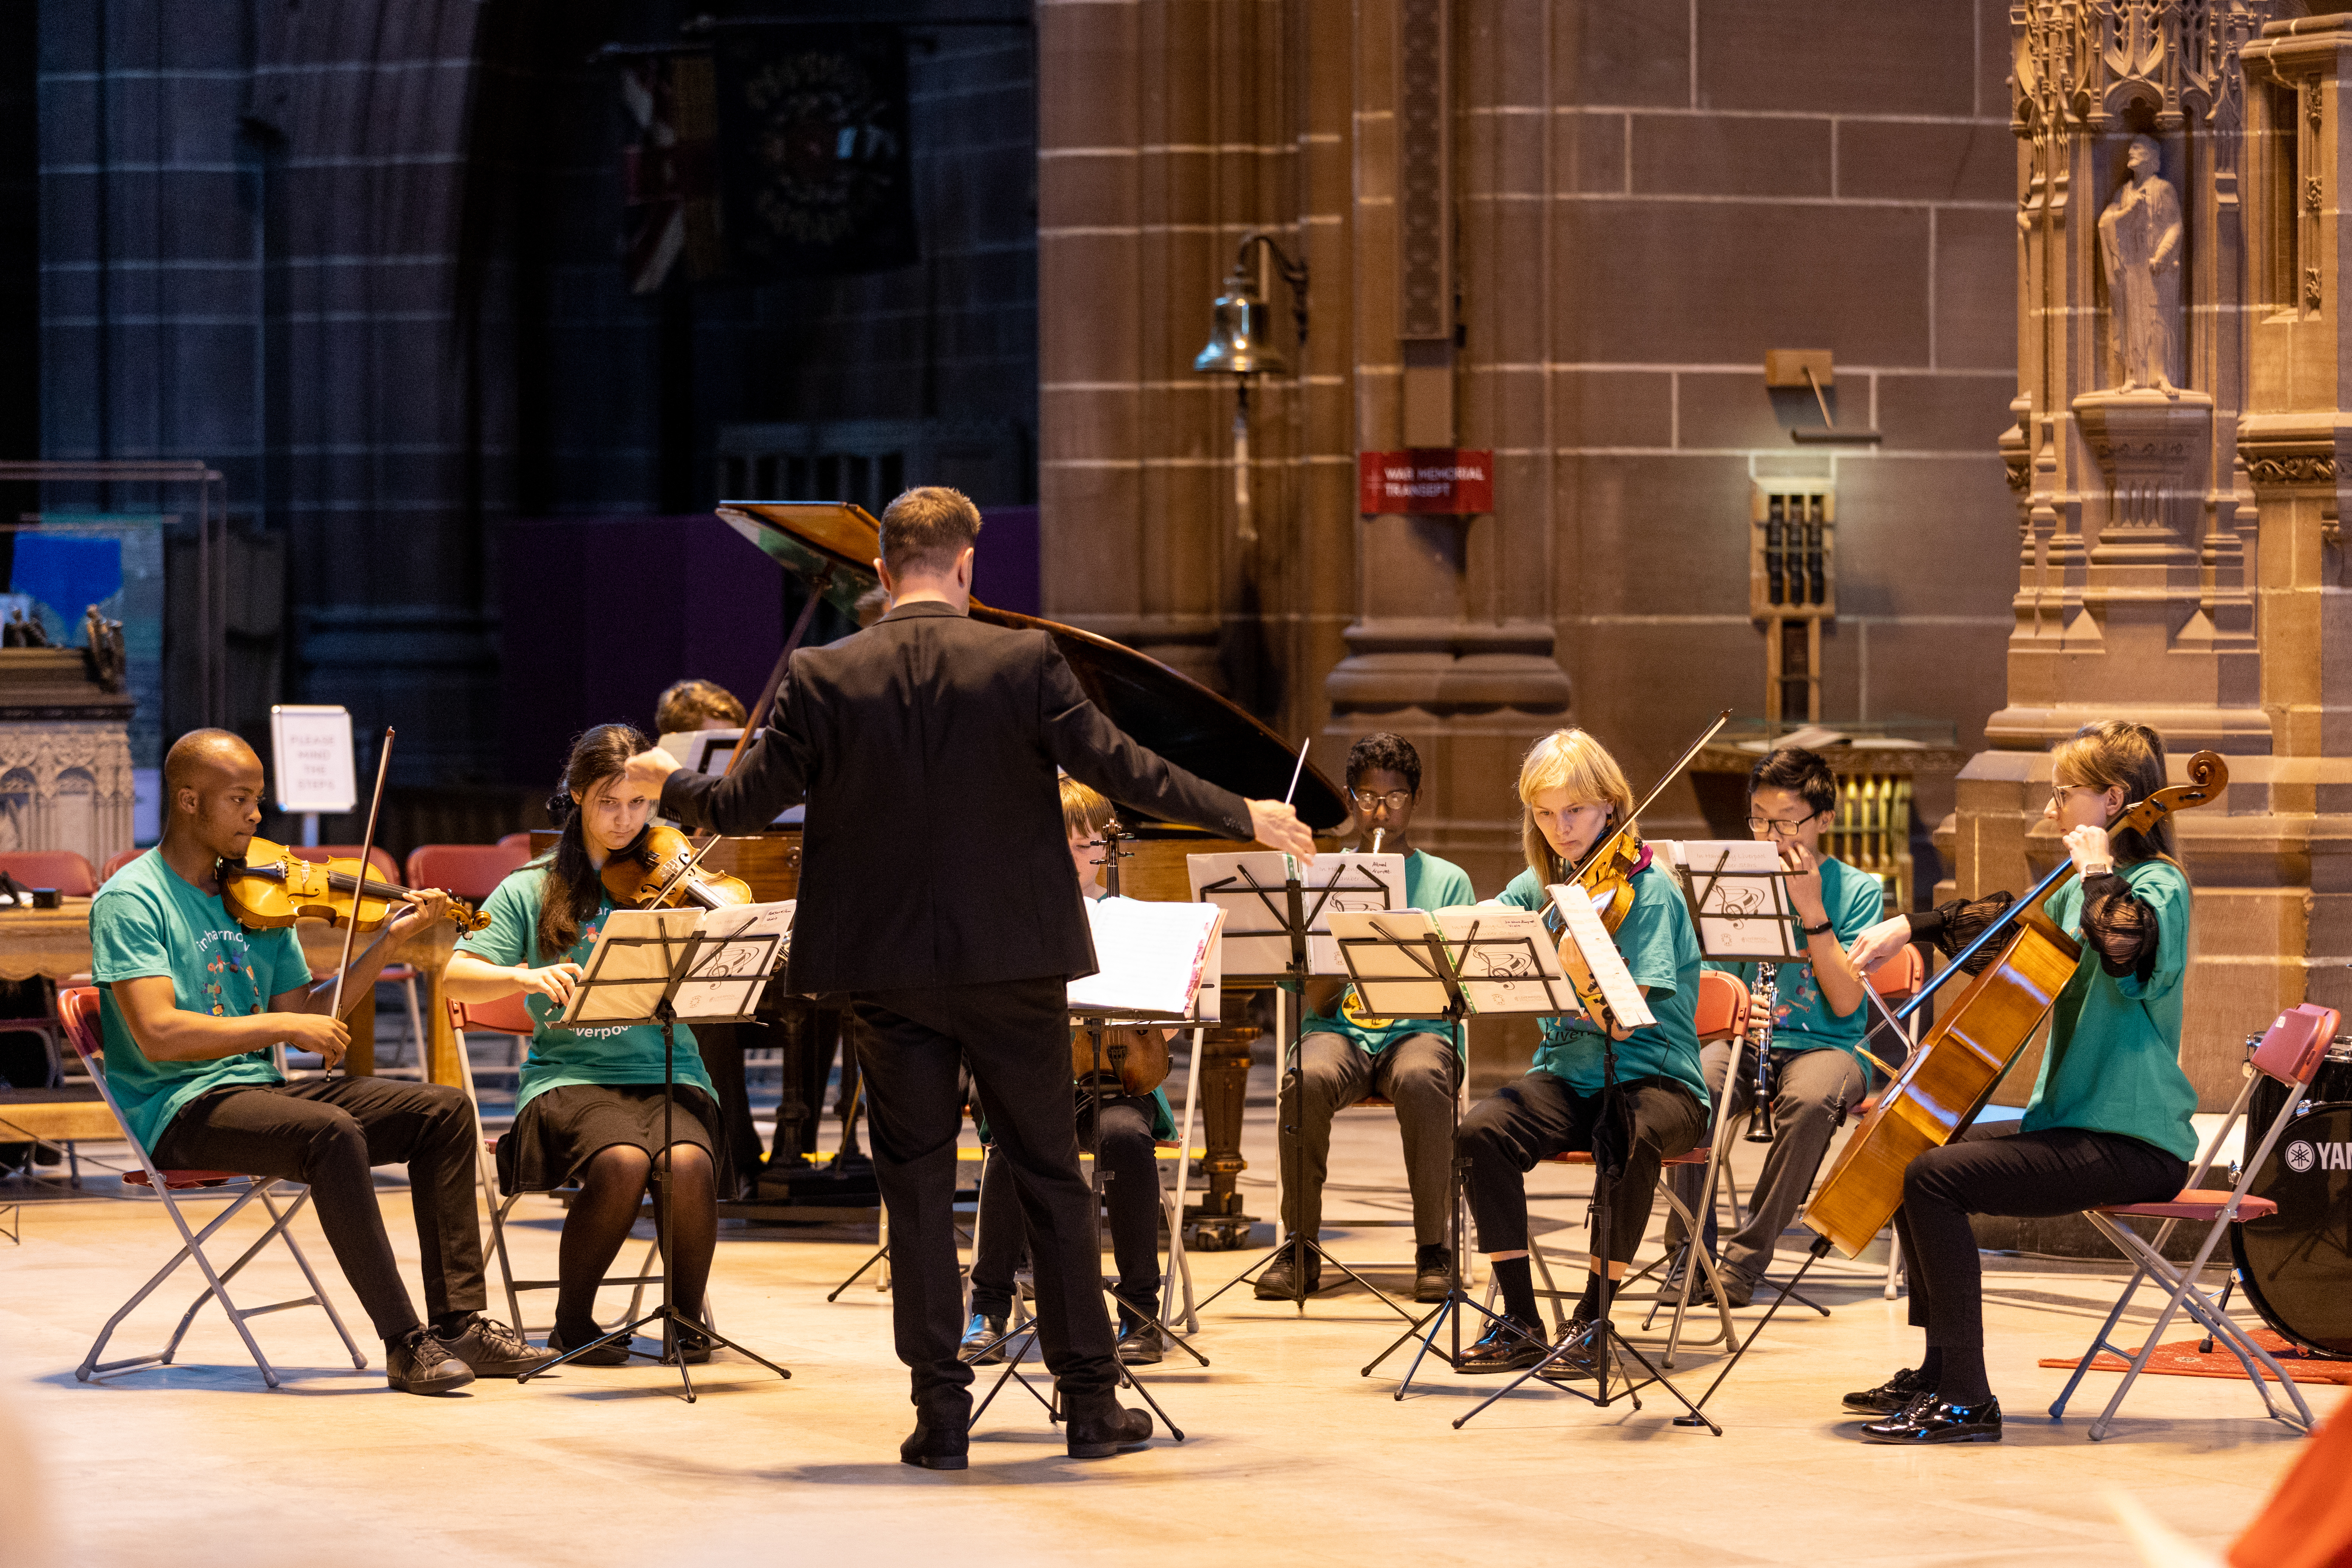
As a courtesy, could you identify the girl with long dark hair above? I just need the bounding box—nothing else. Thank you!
[446,724,725,1363]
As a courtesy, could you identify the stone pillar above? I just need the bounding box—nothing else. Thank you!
[1965,2,2349,1106]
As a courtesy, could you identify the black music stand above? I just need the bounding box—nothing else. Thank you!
[1187,854,1418,1320]
[1337,913,1573,1396]
[514,909,794,1402]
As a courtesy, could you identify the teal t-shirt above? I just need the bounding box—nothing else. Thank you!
[1703,855,1884,1060]
[1498,860,1705,1103]
[1302,849,1479,1057]
[88,851,312,1151]
[454,866,717,1117]
[2019,858,2198,1163]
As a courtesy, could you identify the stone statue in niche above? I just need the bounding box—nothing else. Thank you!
[2098,135,2183,396]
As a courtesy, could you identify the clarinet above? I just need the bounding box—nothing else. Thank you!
[1743,962,1782,1143]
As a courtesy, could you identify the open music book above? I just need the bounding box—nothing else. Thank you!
[1327,906,1576,1020]
[1066,896,1226,1022]
[558,901,795,1028]
[1545,883,1658,1031]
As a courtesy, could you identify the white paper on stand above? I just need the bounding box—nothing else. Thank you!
[1067,897,1226,1021]
[560,906,702,1028]
[1544,884,1656,1030]
[1327,909,1451,1019]
[1186,850,1405,977]
[672,900,795,1020]
[1433,906,1573,1014]
[1659,838,1805,961]
[1303,852,1408,973]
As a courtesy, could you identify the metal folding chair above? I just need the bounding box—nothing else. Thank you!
[2049,1001,2338,1441]
[56,987,367,1388]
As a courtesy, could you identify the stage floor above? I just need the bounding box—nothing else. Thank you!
[0,1073,2323,1567]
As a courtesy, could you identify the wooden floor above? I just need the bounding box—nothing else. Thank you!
[0,1075,2324,1567]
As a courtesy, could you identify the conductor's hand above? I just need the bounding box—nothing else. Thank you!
[1247,799,1317,863]
[516,962,582,1009]
[625,746,683,794]
[280,1012,350,1072]
[1845,915,1915,975]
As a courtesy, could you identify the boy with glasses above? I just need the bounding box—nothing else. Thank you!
[1666,746,1880,1305]
[1261,734,1475,1303]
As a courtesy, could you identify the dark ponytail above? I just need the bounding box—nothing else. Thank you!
[536,724,650,961]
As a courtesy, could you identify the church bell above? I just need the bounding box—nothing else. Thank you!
[1192,266,1290,378]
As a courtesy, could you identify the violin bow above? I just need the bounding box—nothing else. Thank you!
[723,565,834,780]
[1563,709,1733,888]
[326,727,397,1063]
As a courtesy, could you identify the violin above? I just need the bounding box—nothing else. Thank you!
[1071,1024,1171,1097]
[601,823,752,911]
[221,837,491,935]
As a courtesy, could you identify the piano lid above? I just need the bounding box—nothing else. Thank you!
[717,500,1351,830]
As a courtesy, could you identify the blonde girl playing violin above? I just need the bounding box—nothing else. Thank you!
[1454,728,1707,1378]
[446,723,727,1365]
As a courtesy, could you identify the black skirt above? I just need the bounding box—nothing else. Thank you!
[498,1083,726,1196]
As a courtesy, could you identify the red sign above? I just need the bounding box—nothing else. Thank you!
[1357,449,1494,515]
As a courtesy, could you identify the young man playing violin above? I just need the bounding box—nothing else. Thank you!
[1455,729,1707,1379]
[91,729,552,1393]
[1663,746,1880,1305]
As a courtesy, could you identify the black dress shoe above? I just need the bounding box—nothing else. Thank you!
[439,1314,559,1378]
[900,1420,970,1471]
[660,1324,714,1365]
[1843,1364,1931,1415]
[386,1330,476,1394]
[1114,1318,1165,1366]
[547,1324,633,1367]
[1457,1314,1547,1374]
[1535,1319,1604,1383]
[1064,1402,1152,1459]
[959,1312,1009,1364]
[1859,1394,2002,1444]
[1413,1244,1453,1304]
[1253,1247,1321,1300]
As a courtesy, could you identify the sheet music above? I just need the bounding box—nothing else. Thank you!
[1187,851,1401,977]
[1545,884,1657,1031]
[1304,852,1408,972]
[1434,906,1573,1014]
[560,907,701,1027]
[672,900,795,1020]
[1067,897,1226,1020]
[1660,838,1805,961]
[1327,909,1452,1018]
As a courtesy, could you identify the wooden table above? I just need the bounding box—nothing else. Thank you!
[0,901,466,1085]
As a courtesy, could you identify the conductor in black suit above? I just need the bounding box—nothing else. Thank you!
[626,486,1315,1469]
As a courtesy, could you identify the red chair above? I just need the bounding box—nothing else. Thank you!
[406,842,529,904]
[2050,1002,2338,1440]
[99,848,144,883]
[288,844,421,1074]
[56,987,366,1387]
[496,831,536,853]
[0,849,98,897]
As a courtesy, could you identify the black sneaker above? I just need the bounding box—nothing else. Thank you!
[959,1311,1009,1365]
[1859,1393,2003,1444]
[1253,1246,1322,1300]
[1843,1365,1932,1415]
[1458,1314,1547,1373]
[386,1329,476,1395]
[1413,1244,1453,1304]
[438,1314,558,1378]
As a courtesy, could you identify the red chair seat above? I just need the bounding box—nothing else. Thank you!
[123,1169,246,1191]
[1547,1148,1709,1167]
[2096,1190,2278,1222]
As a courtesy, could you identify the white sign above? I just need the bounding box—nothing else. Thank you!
[269,705,356,813]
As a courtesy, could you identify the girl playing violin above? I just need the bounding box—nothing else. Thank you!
[1839,720,2198,1444]
[1455,728,1706,1377]
[445,724,727,1364]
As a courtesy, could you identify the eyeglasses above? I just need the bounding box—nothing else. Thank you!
[1745,815,1819,839]
[2049,785,2093,809]
[1351,789,1414,813]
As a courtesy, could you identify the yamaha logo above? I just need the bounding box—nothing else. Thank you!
[2281,1140,2352,1172]
[2287,1140,2316,1173]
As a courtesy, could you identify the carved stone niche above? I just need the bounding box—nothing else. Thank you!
[0,648,136,871]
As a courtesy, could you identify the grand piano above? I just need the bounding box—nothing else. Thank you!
[702,499,1351,1247]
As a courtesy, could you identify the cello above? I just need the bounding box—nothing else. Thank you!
[1802,750,2228,1257]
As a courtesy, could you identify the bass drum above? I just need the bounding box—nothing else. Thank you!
[2231,1098,2352,1359]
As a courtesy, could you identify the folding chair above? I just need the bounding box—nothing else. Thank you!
[56,987,367,1388]
[412,841,532,1078]
[452,994,709,1338]
[2049,1001,2338,1441]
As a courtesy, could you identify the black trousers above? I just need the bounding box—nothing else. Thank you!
[1458,1070,1705,1266]
[852,977,1118,1415]
[970,1093,1160,1322]
[151,1076,487,1342]
[1894,1120,2186,1351]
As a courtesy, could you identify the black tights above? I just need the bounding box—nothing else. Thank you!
[555,1142,717,1342]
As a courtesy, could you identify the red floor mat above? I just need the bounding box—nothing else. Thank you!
[2040,1328,2352,1384]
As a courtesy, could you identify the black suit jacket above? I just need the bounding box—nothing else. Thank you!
[662,600,1253,994]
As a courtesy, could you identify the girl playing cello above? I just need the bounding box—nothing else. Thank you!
[1839,720,2199,1444]
[445,725,728,1364]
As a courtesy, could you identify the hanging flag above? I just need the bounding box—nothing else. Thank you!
[713,25,919,279]
[619,50,722,294]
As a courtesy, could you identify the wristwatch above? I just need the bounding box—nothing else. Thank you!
[1802,919,1835,936]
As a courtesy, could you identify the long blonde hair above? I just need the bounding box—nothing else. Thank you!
[1516,728,1636,885]
[2050,719,2175,867]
